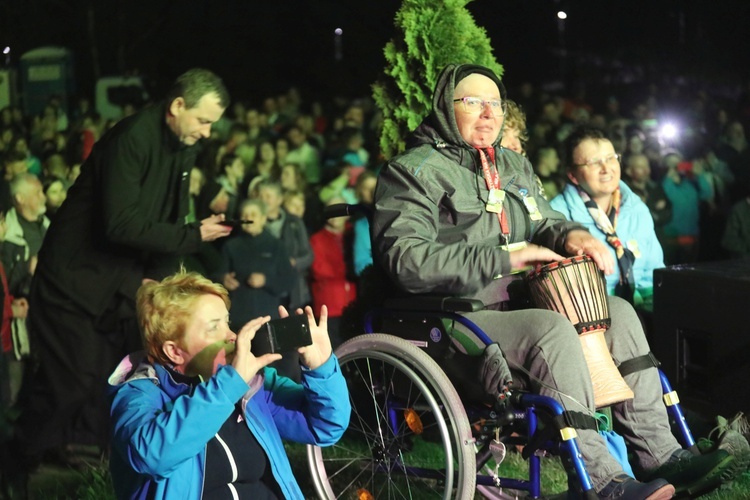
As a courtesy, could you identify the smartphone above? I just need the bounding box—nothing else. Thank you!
[251,315,312,356]
[221,219,254,229]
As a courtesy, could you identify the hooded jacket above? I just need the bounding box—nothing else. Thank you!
[550,181,665,310]
[108,352,349,500]
[372,64,584,307]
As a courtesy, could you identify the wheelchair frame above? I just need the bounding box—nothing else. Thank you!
[306,204,696,499]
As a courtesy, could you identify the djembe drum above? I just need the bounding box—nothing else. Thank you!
[525,255,634,407]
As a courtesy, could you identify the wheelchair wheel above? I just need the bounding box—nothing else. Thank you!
[307,333,476,499]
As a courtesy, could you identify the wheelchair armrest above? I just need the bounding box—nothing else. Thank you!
[382,295,485,313]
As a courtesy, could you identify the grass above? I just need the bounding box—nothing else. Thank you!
[30,443,750,499]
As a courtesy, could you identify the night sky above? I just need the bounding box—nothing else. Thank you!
[2,0,749,105]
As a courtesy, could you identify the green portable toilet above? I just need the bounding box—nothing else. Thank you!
[19,46,75,118]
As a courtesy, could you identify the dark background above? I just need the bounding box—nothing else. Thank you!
[2,0,749,105]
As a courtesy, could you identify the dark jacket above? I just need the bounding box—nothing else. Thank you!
[372,63,584,306]
[35,102,203,316]
[215,230,296,327]
[278,210,313,308]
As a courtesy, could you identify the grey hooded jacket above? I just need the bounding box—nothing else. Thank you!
[372,63,585,307]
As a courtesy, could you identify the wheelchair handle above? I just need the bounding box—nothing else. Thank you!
[323,203,370,220]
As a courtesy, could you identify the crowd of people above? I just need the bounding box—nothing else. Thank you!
[0,61,748,498]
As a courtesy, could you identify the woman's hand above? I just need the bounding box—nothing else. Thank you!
[509,243,564,272]
[279,304,332,371]
[564,229,615,275]
[232,316,282,383]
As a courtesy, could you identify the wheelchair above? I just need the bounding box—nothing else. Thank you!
[306,205,698,499]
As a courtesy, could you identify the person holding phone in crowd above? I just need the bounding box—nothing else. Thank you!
[107,270,349,499]
[4,69,234,481]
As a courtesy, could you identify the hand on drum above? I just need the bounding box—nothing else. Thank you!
[564,229,615,275]
[509,243,564,272]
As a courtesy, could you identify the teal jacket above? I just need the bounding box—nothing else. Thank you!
[550,181,665,310]
[108,352,349,499]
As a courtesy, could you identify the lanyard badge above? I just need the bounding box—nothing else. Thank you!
[486,188,505,214]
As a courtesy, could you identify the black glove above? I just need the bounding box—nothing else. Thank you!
[479,343,513,400]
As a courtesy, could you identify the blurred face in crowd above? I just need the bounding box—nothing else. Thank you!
[501,126,522,154]
[287,127,306,148]
[356,176,378,205]
[44,180,67,212]
[627,135,644,155]
[283,193,305,219]
[275,139,289,162]
[453,74,504,148]
[259,142,275,163]
[245,109,260,128]
[259,186,283,215]
[17,177,47,220]
[164,293,237,380]
[240,203,267,237]
[167,92,225,146]
[5,160,28,180]
[625,154,651,183]
[280,165,300,191]
[567,138,621,207]
[225,157,245,183]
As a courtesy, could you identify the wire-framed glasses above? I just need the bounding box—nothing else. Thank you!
[453,97,506,116]
[575,153,621,169]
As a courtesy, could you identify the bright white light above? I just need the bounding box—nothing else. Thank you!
[2,47,9,55]
[660,123,678,140]
[557,11,567,20]
[334,28,343,36]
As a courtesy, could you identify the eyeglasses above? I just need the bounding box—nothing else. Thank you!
[575,153,621,169]
[453,97,506,116]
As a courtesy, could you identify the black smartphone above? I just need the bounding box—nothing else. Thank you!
[251,315,312,356]
[221,219,254,229]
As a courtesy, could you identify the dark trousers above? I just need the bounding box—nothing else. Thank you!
[17,276,140,458]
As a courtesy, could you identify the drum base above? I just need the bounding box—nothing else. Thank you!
[579,329,635,408]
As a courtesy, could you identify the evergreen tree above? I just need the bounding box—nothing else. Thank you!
[373,0,504,159]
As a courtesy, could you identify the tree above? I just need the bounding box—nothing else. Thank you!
[372,0,503,159]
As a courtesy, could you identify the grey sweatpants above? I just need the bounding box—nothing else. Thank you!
[463,296,681,491]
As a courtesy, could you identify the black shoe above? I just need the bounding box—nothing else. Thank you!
[641,448,737,498]
[597,475,674,499]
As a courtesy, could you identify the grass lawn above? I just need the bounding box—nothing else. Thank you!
[30,440,750,499]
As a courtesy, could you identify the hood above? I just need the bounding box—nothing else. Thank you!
[408,63,506,151]
[108,351,157,387]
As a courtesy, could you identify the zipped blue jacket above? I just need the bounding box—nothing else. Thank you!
[550,181,665,310]
[107,352,349,499]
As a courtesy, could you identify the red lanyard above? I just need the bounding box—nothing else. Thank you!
[477,147,510,235]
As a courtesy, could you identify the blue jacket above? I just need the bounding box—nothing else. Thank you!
[107,352,350,500]
[550,182,665,310]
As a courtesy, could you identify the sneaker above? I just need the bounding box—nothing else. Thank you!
[641,448,737,498]
[708,413,750,472]
[597,474,674,500]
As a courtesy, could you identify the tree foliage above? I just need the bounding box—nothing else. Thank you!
[372,0,504,159]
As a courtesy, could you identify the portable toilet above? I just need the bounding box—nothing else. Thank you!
[19,46,75,118]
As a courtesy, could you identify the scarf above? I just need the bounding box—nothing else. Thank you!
[578,187,636,304]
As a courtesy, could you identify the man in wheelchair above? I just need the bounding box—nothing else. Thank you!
[371,63,740,499]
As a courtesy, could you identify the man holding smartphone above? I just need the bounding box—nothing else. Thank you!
[5,69,234,482]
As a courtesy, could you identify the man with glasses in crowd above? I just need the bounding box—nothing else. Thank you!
[372,63,739,499]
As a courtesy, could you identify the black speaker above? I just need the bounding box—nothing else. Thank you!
[653,259,750,419]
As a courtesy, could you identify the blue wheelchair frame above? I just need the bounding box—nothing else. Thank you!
[362,304,697,499]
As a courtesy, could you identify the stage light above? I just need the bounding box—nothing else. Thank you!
[2,47,9,55]
[334,28,343,36]
[558,11,567,20]
[660,122,678,141]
